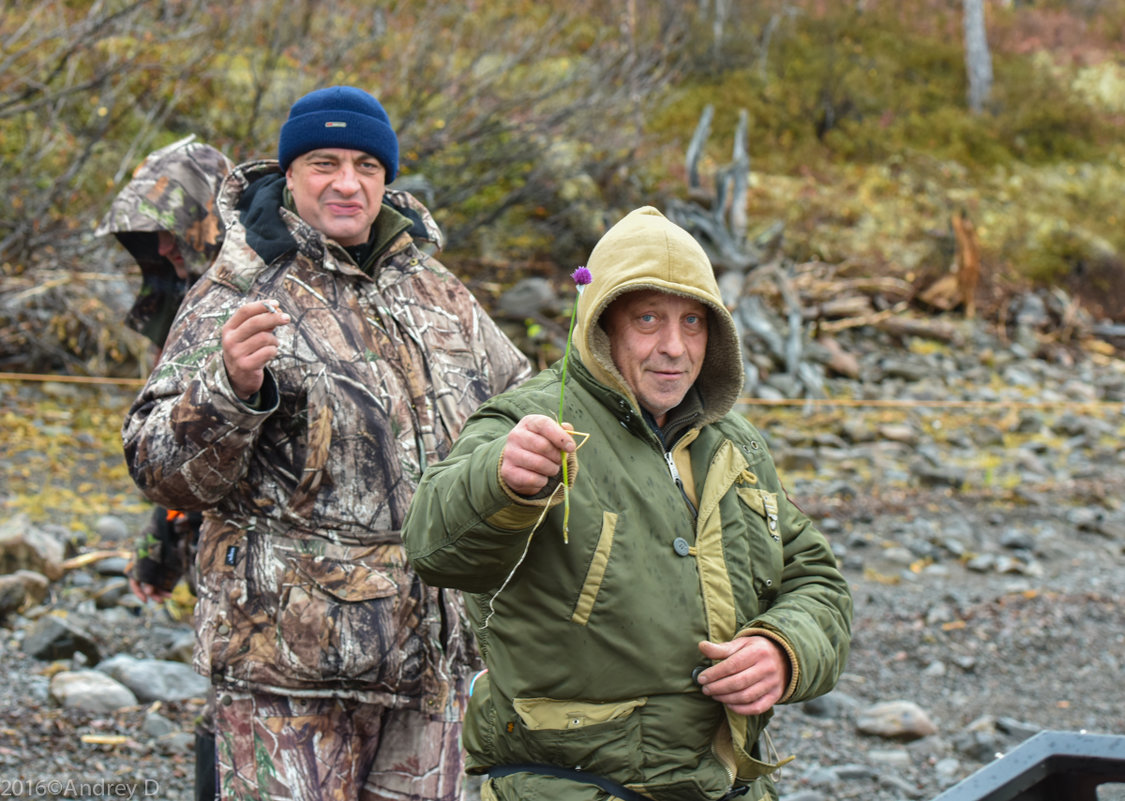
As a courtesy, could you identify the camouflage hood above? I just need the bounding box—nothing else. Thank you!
[98,135,233,277]
[97,136,233,345]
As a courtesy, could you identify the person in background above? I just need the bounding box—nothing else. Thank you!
[98,134,233,801]
[402,206,853,801]
[121,85,532,801]
[98,135,233,366]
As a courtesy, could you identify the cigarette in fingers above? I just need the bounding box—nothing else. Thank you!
[260,298,290,326]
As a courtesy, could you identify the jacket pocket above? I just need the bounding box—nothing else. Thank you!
[735,483,784,604]
[275,550,426,690]
[570,511,618,625]
[504,696,647,776]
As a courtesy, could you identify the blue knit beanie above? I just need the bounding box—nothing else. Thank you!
[277,86,398,181]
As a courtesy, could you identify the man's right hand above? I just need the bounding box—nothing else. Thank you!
[500,414,576,496]
[129,577,172,604]
[221,300,289,400]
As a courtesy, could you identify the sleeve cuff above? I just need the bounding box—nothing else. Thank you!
[487,450,579,531]
[739,626,800,703]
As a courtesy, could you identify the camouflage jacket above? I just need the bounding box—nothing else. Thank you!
[122,160,532,708]
[97,135,232,346]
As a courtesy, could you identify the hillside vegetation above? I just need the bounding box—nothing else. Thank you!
[1,0,1123,376]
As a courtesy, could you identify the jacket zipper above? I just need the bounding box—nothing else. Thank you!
[664,449,699,519]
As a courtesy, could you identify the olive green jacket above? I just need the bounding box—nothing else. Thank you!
[402,207,852,800]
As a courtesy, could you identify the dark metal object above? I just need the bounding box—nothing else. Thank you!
[932,730,1125,801]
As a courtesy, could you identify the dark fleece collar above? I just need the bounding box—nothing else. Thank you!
[237,173,294,266]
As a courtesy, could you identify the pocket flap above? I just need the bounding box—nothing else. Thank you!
[736,487,779,533]
[512,697,647,731]
[290,553,399,602]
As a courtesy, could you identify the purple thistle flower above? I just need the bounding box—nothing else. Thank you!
[557,266,590,542]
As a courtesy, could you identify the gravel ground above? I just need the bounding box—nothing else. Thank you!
[2,319,1124,801]
[771,488,1125,800]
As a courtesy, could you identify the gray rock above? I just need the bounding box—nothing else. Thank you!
[856,700,938,740]
[833,763,878,780]
[93,556,130,577]
[971,424,1006,448]
[143,710,178,738]
[799,690,858,719]
[779,792,827,801]
[49,669,137,712]
[161,629,196,664]
[911,462,967,489]
[93,515,130,541]
[22,614,101,664]
[497,277,557,318]
[953,726,1003,762]
[0,515,65,580]
[97,654,209,703]
[878,357,931,382]
[775,448,819,473]
[764,372,805,399]
[91,578,131,609]
[0,570,50,619]
[868,748,912,768]
[998,528,1035,550]
[878,423,920,445]
[935,756,964,785]
[154,731,195,756]
[1012,409,1046,434]
[994,717,1042,741]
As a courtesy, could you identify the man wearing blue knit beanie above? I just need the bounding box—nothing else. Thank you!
[122,85,532,801]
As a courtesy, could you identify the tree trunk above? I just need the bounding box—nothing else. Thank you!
[963,0,993,113]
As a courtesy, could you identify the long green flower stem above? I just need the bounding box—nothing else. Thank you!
[556,294,580,543]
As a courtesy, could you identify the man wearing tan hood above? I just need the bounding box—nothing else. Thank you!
[403,206,853,801]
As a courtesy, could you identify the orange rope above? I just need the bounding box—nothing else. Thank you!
[736,396,1124,410]
[0,371,1120,411]
[0,371,144,387]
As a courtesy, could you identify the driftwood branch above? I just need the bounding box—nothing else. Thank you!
[685,103,713,192]
[952,208,981,318]
[667,104,778,272]
[877,314,960,342]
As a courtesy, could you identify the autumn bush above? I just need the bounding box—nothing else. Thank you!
[1,0,1123,375]
[645,1,1125,311]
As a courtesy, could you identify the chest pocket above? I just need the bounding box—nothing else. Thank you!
[735,480,779,539]
[735,472,783,604]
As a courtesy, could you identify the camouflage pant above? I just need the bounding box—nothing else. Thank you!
[213,687,465,801]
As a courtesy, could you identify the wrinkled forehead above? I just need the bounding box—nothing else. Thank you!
[601,287,710,326]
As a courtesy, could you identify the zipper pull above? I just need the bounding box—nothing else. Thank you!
[664,450,698,518]
[664,450,680,485]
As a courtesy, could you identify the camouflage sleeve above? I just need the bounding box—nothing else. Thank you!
[121,280,278,511]
[460,286,532,394]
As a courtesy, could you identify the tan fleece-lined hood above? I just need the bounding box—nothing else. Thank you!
[574,206,743,425]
